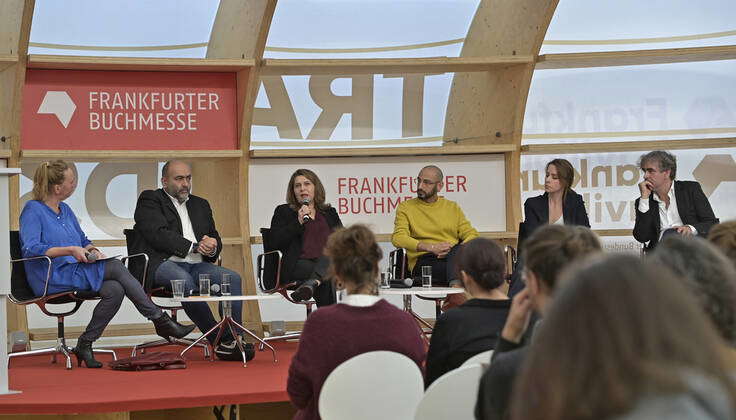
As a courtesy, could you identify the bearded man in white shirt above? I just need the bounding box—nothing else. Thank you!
[633,150,719,253]
[130,160,247,361]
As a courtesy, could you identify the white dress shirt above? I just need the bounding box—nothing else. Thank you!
[340,294,382,307]
[165,192,203,264]
[638,182,697,238]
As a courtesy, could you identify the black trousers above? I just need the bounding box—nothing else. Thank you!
[410,244,462,287]
[80,259,161,342]
[292,256,336,307]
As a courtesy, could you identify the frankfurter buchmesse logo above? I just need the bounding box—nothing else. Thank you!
[37,91,76,128]
[693,154,736,197]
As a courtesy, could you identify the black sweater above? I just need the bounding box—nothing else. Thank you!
[425,298,511,388]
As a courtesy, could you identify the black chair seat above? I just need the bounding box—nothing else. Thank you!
[45,290,100,305]
[8,231,115,369]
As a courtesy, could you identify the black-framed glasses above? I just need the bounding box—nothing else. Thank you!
[416,177,439,186]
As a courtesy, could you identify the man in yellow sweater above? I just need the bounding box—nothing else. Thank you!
[392,165,479,285]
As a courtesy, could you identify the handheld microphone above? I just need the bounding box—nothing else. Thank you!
[301,198,312,223]
[85,252,98,263]
[210,283,221,295]
[390,278,414,288]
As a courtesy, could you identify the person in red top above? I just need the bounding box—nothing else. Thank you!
[287,224,426,420]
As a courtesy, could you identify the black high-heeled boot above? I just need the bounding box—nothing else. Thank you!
[73,339,102,368]
[291,279,318,302]
[153,312,196,340]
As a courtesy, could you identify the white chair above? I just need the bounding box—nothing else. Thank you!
[461,349,494,367]
[414,364,485,420]
[319,351,423,420]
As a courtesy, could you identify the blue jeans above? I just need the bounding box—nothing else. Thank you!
[154,261,242,343]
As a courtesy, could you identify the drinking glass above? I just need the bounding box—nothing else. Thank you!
[421,266,432,288]
[170,279,185,299]
[380,271,391,289]
[199,274,211,297]
[221,273,232,296]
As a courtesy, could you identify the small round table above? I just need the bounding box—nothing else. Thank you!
[379,286,465,334]
[174,294,281,367]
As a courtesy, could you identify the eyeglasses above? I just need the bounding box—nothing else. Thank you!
[416,177,440,186]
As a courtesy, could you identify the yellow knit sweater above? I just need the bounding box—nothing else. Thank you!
[391,197,479,271]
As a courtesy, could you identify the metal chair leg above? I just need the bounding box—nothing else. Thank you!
[92,348,117,361]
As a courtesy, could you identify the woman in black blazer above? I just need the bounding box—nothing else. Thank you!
[523,158,590,240]
[270,169,343,306]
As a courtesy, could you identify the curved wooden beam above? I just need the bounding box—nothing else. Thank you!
[444,0,560,230]
[0,0,34,342]
[207,0,277,335]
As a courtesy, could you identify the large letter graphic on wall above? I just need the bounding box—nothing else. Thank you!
[307,75,374,140]
[86,163,158,237]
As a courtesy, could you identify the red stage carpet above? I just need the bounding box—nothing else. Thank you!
[0,342,298,415]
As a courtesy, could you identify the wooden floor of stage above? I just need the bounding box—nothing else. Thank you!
[0,342,300,419]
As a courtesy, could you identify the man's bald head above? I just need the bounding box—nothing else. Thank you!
[419,165,444,182]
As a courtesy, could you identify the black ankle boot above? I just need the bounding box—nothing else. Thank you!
[153,312,196,340]
[73,339,102,368]
[291,279,318,302]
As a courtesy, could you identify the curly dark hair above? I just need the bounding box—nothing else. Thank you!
[639,150,677,180]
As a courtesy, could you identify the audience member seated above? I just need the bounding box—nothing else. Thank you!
[522,158,590,238]
[709,220,736,269]
[20,160,193,368]
[475,225,601,420]
[270,169,342,306]
[287,224,425,420]
[425,238,510,388]
[510,254,736,420]
[650,236,736,349]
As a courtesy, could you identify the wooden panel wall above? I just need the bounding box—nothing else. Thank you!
[206,0,278,334]
[1,0,34,335]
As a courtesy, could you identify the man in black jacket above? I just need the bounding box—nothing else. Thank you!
[633,150,718,253]
[130,160,244,360]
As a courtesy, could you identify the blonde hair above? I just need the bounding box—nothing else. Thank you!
[32,160,72,201]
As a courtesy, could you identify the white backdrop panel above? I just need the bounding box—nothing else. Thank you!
[249,154,506,235]
[520,148,736,230]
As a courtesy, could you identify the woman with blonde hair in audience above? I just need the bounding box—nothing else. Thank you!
[510,254,736,420]
[20,160,193,368]
[287,224,424,420]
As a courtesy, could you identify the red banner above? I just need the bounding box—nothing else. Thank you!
[22,69,240,150]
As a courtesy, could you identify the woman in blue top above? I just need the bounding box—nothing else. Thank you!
[20,160,194,368]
